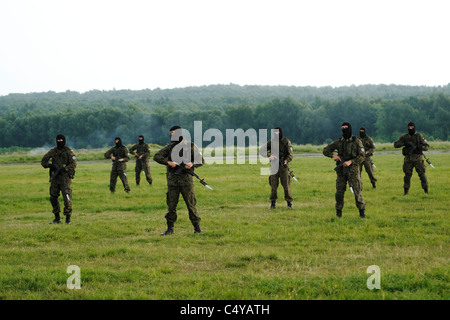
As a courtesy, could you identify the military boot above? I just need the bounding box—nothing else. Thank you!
[424,188,428,194]
[372,182,376,189]
[403,188,409,196]
[65,216,71,224]
[269,201,276,209]
[160,221,174,236]
[359,209,366,218]
[49,213,61,224]
[193,222,202,234]
[287,201,293,209]
[336,209,342,218]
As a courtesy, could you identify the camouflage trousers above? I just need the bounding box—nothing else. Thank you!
[335,165,365,210]
[269,166,293,202]
[49,179,72,217]
[165,184,201,224]
[403,158,428,190]
[110,166,130,192]
[360,157,377,184]
[135,159,153,185]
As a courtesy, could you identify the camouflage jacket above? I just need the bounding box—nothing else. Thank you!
[358,135,376,157]
[41,146,77,180]
[153,139,204,186]
[104,145,130,169]
[394,132,429,160]
[323,136,365,171]
[129,143,151,161]
[260,137,294,163]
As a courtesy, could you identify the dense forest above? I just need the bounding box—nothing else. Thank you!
[0,84,449,148]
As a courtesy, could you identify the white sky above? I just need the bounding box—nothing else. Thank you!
[0,0,449,96]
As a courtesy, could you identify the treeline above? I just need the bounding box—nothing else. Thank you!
[0,88,448,149]
[1,84,450,117]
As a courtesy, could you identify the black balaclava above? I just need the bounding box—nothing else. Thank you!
[359,127,367,138]
[170,125,183,144]
[408,122,416,136]
[56,134,66,149]
[341,122,352,139]
[115,137,123,147]
[274,126,283,139]
[138,135,144,145]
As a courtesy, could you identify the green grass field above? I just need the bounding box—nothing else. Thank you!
[0,149,449,300]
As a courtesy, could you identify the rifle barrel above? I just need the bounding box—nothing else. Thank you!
[175,165,213,190]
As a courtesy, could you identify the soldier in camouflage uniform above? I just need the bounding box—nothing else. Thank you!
[260,127,294,209]
[104,137,131,193]
[323,122,366,218]
[129,135,153,186]
[41,134,77,224]
[358,127,377,188]
[393,122,430,195]
[153,126,205,235]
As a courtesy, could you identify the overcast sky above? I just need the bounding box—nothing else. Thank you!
[0,0,449,96]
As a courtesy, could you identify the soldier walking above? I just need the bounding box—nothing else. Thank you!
[358,127,377,188]
[393,122,430,195]
[323,122,366,218]
[260,127,294,209]
[129,135,153,186]
[104,137,131,193]
[41,134,77,224]
[153,125,205,235]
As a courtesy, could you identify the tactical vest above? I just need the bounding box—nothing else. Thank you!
[50,147,76,179]
[402,133,422,156]
[336,136,359,160]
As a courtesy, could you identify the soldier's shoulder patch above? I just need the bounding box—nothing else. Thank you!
[361,148,365,153]
[72,156,76,160]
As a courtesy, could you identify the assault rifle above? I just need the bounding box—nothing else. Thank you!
[112,156,127,176]
[407,141,435,168]
[279,158,298,182]
[366,154,376,168]
[136,155,146,176]
[334,157,354,194]
[174,164,213,190]
[49,164,71,201]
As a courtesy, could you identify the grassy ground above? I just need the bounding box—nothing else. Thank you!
[0,149,448,300]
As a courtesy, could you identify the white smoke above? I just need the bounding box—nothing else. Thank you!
[28,145,51,155]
